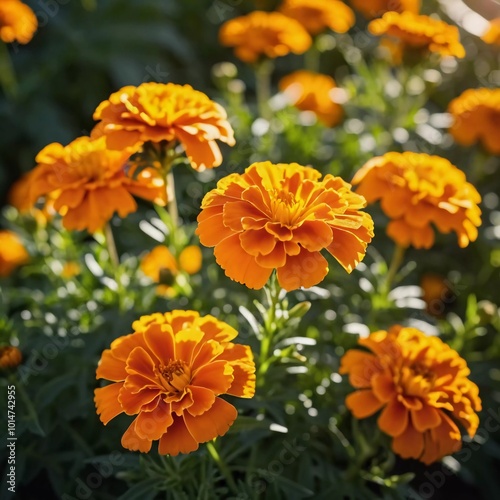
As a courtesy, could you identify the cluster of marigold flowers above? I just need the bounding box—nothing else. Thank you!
[2,0,498,467]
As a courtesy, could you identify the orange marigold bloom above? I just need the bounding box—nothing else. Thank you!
[60,261,81,280]
[0,230,28,277]
[369,12,465,60]
[279,0,355,35]
[8,171,57,226]
[28,136,166,233]
[448,88,500,155]
[349,0,420,19]
[0,0,37,44]
[196,162,374,291]
[140,245,179,296]
[94,310,255,456]
[481,17,500,46]
[0,346,22,369]
[141,245,202,295]
[340,325,481,465]
[420,273,453,316]
[279,70,344,127]
[93,83,235,171]
[8,171,33,213]
[219,11,312,63]
[352,152,481,249]
[178,245,203,275]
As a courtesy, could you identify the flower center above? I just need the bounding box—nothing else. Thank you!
[70,152,110,182]
[158,360,191,394]
[270,189,304,226]
[409,362,434,381]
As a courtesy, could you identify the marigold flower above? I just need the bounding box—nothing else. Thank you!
[447,88,500,155]
[0,0,37,44]
[369,12,465,60]
[28,136,166,233]
[178,245,203,275]
[0,230,28,277]
[93,83,235,171]
[8,171,57,226]
[94,310,255,455]
[196,162,374,291]
[481,17,500,46]
[219,11,312,63]
[141,245,202,295]
[279,70,344,127]
[140,245,179,296]
[340,325,481,464]
[278,0,355,35]
[60,262,81,280]
[420,273,454,316]
[349,0,420,19]
[0,346,22,369]
[352,152,481,249]
[8,171,33,214]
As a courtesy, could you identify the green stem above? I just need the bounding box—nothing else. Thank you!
[304,43,320,72]
[255,59,273,122]
[257,274,281,384]
[166,170,179,228]
[104,222,119,270]
[384,244,406,295]
[0,41,17,98]
[206,440,238,494]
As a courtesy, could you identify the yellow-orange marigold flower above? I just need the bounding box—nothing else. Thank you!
[28,136,166,233]
[219,11,312,63]
[349,0,420,19]
[60,262,81,280]
[352,152,481,249]
[196,162,374,291]
[420,273,453,316]
[178,245,203,275]
[279,0,355,35]
[447,88,500,155]
[340,325,481,465]
[481,17,500,46]
[369,12,465,60]
[94,310,255,456]
[8,171,33,214]
[93,83,235,171]
[140,245,179,296]
[141,245,203,295]
[279,70,344,127]
[0,230,28,277]
[0,346,22,369]
[0,0,37,44]
[8,171,57,226]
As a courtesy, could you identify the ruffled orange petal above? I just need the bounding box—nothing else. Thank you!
[345,390,385,418]
[191,360,234,394]
[95,383,124,424]
[183,398,237,444]
[392,422,425,460]
[158,415,199,456]
[134,403,174,441]
[121,417,153,453]
[276,250,328,291]
[412,405,442,432]
[96,350,127,382]
[186,386,217,416]
[378,399,408,437]
[143,323,176,365]
[214,234,272,289]
[339,350,383,388]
